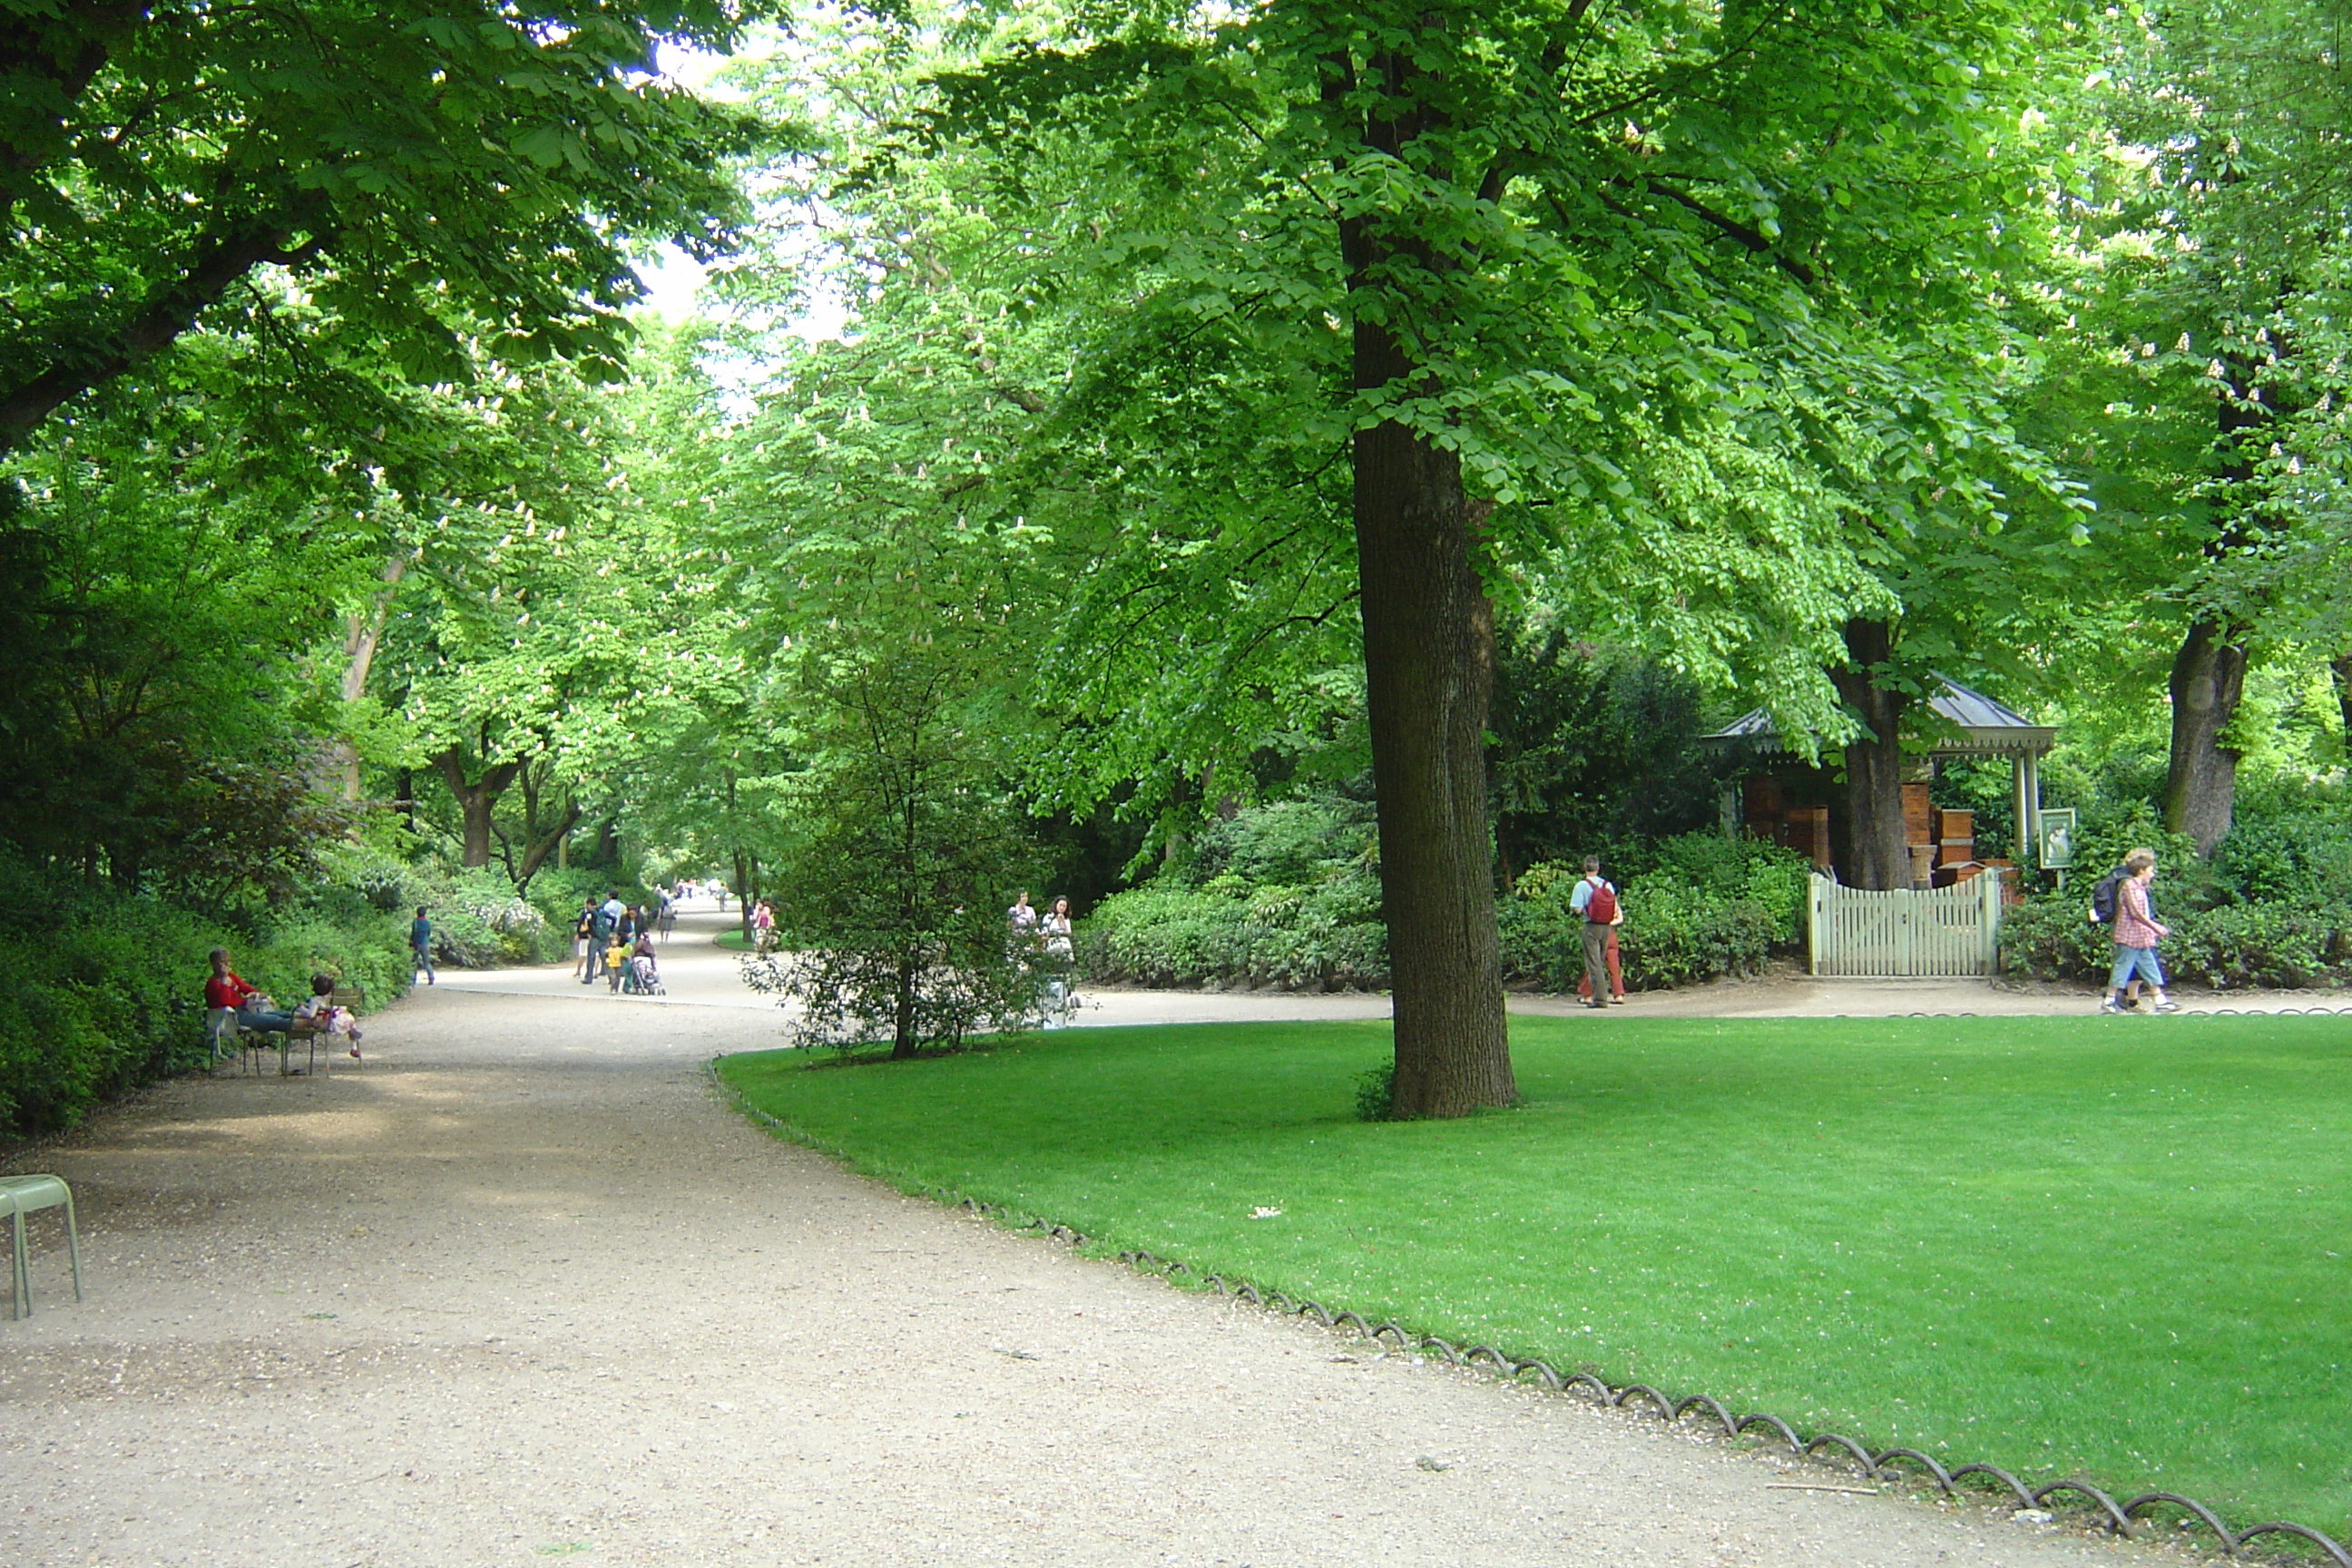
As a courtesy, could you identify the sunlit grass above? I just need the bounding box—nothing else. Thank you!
[719,1014,2352,1531]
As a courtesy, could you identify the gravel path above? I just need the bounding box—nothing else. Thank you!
[4,917,2180,1566]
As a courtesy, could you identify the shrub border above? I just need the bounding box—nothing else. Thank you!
[709,1054,2352,1566]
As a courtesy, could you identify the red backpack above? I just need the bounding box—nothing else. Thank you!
[1583,876,1618,924]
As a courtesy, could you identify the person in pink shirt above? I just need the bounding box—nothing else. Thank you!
[2102,848,2180,1014]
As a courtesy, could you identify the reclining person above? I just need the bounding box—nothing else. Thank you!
[205,948,293,1034]
[295,973,364,1060]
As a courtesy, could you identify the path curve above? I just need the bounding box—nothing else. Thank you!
[3,910,2166,1565]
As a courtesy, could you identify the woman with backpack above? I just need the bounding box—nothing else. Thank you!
[1569,857,1625,1009]
[2101,848,2180,1014]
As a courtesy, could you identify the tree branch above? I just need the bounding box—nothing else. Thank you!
[0,201,330,446]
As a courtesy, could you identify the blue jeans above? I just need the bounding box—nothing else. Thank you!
[238,1008,295,1034]
[2109,946,2165,990]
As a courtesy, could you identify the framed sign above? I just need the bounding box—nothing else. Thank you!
[2037,808,2077,871]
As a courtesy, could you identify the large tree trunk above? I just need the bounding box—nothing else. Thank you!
[1353,317,1513,1119]
[2162,363,2266,856]
[1331,38,1512,1118]
[2162,618,2246,855]
[893,956,918,1061]
[1828,618,1910,891]
[428,745,521,869]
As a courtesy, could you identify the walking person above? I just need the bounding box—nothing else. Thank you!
[582,894,618,986]
[1568,858,1623,1009]
[570,897,597,979]
[2102,848,2180,1014]
[751,898,776,954]
[409,906,436,986]
[1039,897,1075,1025]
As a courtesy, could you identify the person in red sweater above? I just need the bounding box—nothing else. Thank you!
[205,948,293,1033]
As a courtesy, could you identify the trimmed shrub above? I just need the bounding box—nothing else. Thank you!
[2001,894,2351,990]
[1081,865,1388,991]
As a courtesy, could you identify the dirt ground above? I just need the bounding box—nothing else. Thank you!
[0,912,2275,1566]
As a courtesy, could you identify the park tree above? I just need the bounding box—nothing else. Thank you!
[742,2,2096,1112]
[741,646,1048,1059]
[0,341,379,899]
[2061,0,2352,849]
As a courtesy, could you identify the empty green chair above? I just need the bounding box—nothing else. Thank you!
[2,1175,83,1319]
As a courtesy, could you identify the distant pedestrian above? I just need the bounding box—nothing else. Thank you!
[1035,897,1076,1024]
[583,895,618,986]
[409,906,436,986]
[571,897,597,978]
[656,888,676,941]
[751,898,776,953]
[2102,848,2179,1014]
[1569,858,1622,1009]
[1007,891,1039,937]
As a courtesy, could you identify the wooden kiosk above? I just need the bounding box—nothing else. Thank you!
[1700,677,2057,891]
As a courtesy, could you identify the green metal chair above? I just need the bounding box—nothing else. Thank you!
[2,1174,83,1319]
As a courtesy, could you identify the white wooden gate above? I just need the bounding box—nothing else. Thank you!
[1807,874,2003,977]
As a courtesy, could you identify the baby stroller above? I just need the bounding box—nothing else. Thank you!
[622,952,665,996]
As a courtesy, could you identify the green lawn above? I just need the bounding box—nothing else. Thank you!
[717,1015,2352,1533]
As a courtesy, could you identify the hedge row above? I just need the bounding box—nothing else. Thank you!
[0,857,414,1139]
[2000,894,2352,990]
[1081,833,1813,995]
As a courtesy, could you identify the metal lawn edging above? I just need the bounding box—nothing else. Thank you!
[706,1055,2352,1567]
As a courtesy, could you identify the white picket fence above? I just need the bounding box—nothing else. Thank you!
[1807,873,2003,977]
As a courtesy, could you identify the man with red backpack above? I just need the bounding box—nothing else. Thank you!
[1569,856,1626,1009]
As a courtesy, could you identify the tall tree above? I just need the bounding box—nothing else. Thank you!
[825,2,2089,1105]
[2074,0,2352,850]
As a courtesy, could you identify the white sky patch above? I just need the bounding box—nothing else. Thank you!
[629,35,848,343]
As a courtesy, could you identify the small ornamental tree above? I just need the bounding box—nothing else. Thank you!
[741,651,1046,1060]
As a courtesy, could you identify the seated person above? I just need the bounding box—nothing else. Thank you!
[294,973,363,1060]
[628,933,660,991]
[205,947,293,1034]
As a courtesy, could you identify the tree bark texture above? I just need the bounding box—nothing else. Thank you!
[1827,618,1910,891]
[1352,319,1514,1119]
[2162,618,2246,855]
[429,746,521,869]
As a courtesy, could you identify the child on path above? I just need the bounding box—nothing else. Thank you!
[2102,848,2180,1014]
[604,933,630,993]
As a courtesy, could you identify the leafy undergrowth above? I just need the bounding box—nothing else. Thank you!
[719,1014,2352,1534]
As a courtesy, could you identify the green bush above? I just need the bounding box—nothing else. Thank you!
[1999,894,2352,990]
[1500,835,1807,993]
[0,851,411,1139]
[1081,865,1389,991]
[319,848,569,968]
